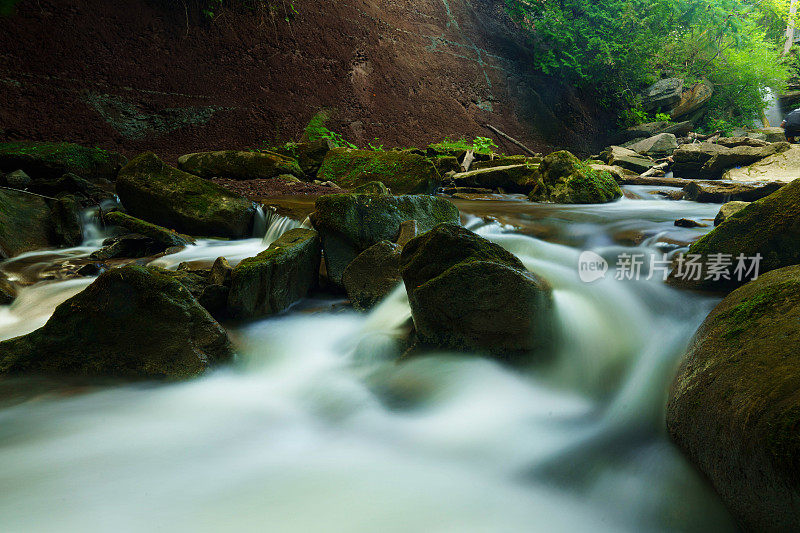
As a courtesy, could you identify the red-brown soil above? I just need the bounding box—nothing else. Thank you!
[0,0,615,160]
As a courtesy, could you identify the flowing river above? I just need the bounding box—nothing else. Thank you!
[0,189,739,532]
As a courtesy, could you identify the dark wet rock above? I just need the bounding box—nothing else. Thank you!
[0,141,126,182]
[400,224,554,358]
[342,240,402,310]
[714,201,749,226]
[156,259,231,317]
[671,143,727,177]
[309,194,460,285]
[0,188,53,258]
[451,164,538,193]
[599,146,656,174]
[0,264,233,379]
[674,218,707,228]
[667,265,800,531]
[395,220,419,247]
[627,133,678,157]
[317,148,441,194]
[104,211,192,248]
[0,274,15,305]
[32,173,113,205]
[178,150,302,180]
[669,178,800,290]
[3,169,32,188]
[116,152,256,239]
[76,263,105,277]
[682,181,783,203]
[49,195,83,247]
[529,151,622,204]
[715,137,769,148]
[642,78,684,110]
[227,228,321,319]
[351,181,390,194]
[89,234,167,261]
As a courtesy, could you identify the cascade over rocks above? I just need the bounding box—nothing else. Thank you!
[177,150,303,180]
[0,264,233,379]
[227,228,321,319]
[0,141,126,182]
[116,152,256,239]
[309,194,460,285]
[669,178,800,291]
[400,224,555,359]
[530,151,622,204]
[316,148,441,194]
[667,265,800,531]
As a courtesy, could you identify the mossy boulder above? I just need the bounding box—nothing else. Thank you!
[351,181,390,194]
[452,164,539,193]
[104,211,193,248]
[666,265,800,531]
[0,188,53,258]
[670,178,800,291]
[317,148,441,194]
[154,258,232,318]
[529,151,622,204]
[342,241,402,310]
[0,264,233,379]
[471,155,541,170]
[49,195,83,248]
[273,139,333,177]
[177,150,303,180]
[31,173,114,206]
[0,141,126,182]
[116,152,256,239]
[228,228,321,319]
[400,224,555,359]
[309,194,460,285]
[714,201,749,226]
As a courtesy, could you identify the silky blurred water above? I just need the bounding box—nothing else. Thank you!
[0,194,737,532]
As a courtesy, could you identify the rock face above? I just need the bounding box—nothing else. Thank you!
[104,211,192,248]
[642,78,684,110]
[627,133,678,157]
[342,241,402,310]
[714,201,749,226]
[682,181,783,203]
[227,228,321,318]
[0,141,126,182]
[451,164,538,193]
[670,80,713,119]
[530,151,622,204]
[177,150,303,180]
[671,142,790,178]
[400,224,554,358]
[0,264,233,379]
[309,194,460,285]
[724,145,800,183]
[716,137,769,148]
[671,178,800,290]
[316,148,441,194]
[0,188,53,258]
[666,265,800,531]
[116,152,256,239]
[599,146,655,174]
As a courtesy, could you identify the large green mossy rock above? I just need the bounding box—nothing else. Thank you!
[529,151,622,204]
[451,164,539,193]
[228,228,321,319]
[400,224,555,358]
[273,139,332,177]
[316,148,441,194]
[670,178,800,291]
[309,194,460,285]
[0,265,233,379]
[0,188,53,258]
[116,152,256,239]
[0,141,126,182]
[177,150,302,180]
[104,211,192,248]
[667,265,800,531]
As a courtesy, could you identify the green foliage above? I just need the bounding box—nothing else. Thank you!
[430,136,499,155]
[504,0,794,129]
[300,110,357,149]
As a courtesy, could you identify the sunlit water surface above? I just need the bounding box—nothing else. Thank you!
[0,192,737,532]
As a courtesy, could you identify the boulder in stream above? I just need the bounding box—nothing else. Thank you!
[0,264,233,379]
[227,228,321,319]
[49,195,83,248]
[342,240,402,310]
[0,188,53,258]
[116,152,256,239]
[316,148,441,194]
[667,265,800,531]
[400,224,554,359]
[530,151,622,204]
[177,150,303,180]
[309,194,460,285]
[104,211,193,248]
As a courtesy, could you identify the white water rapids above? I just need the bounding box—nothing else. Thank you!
[0,192,738,532]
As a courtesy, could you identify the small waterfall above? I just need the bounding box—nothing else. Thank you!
[761,87,783,128]
[251,205,268,239]
[261,208,303,246]
[80,199,120,246]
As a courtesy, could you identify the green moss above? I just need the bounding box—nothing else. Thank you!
[530,153,621,204]
[317,148,441,194]
[718,281,800,339]
[0,141,126,181]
